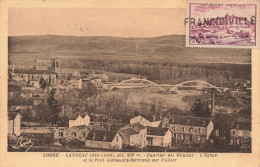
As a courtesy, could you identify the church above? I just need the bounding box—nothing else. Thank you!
[10,58,60,86]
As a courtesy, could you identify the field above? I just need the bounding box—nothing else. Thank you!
[8,35,251,65]
[101,88,203,111]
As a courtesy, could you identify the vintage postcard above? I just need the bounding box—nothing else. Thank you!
[0,0,260,167]
[186,0,260,48]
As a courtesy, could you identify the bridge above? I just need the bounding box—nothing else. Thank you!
[106,77,229,118]
[107,77,229,93]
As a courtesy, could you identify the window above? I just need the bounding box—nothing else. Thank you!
[59,132,63,137]
[116,136,119,142]
[190,128,193,133]
[232,130,236,136]
[182,127,185,132]
[173,126,176,131]
[198,128,201,134]
[141,134,142,138]
[180,134,185,140]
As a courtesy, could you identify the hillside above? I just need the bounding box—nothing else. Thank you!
[8,35,251,65]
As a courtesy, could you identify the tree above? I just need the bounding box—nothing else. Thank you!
[47,89,60,126]
[79,82,97,100]
[39,77,48,90]
[122,89,130,114]
[190,99,211,118]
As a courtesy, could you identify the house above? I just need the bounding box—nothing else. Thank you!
[69,77,82,89]
[230,121,251,146]
[119,123,147,148]
[85,129,123,150]
[69,114,90,127]
[8,113,22,137]
[130,112,161,127]
[54,125,91,142]
[146,127,172,147]
[168,116,214,143]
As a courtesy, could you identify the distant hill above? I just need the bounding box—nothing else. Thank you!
[8,35,251,64]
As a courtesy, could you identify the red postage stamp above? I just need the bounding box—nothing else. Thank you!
[186,0,260,48]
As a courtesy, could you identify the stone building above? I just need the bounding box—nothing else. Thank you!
[168,116,214,143]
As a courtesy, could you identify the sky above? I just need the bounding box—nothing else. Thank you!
[8,8,185,37]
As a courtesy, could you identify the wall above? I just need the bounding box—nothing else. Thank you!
[147,135,164,147]
[112,133,123,149]
[163,130,172,147]
[206,121,214,140]
[86,140,112,149]
[21,127,63,134]
[14,116,21,136]
[8,120,14,135]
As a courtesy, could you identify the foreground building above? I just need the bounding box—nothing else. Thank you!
[8,113,22,137]
[85,129,123,150]
[147,127,172,147]
[168,116,214,143]
[119,123,147,148]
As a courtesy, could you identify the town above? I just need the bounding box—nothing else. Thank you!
[8,57,251,152]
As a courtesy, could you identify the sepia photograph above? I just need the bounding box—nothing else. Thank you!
[7,7,252,154]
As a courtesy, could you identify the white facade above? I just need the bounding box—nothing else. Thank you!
[69,78,82,89]
[147,129,172,147]
[69,115,90,127]
[8,114,22,136]
[130,115,161,127]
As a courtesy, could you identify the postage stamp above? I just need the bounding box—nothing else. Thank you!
[186,0,260,48]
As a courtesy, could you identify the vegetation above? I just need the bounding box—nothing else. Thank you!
[190,99,211,118]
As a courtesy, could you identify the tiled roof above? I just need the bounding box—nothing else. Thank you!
[169,115,211,127]
[231,121,251,130]
[86,129,118,142]
[130,123,146,130]
[119,128,138,140]
[135,112,160,122]
[13,69,56,74]
[147,127,169,136]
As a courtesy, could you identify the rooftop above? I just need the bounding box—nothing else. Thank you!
[134,112,161,122]
[169,115,212,127]
[119,128,138,140]
[231,121,251,131]
[147,127,169,136]
[86,129,118,142]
